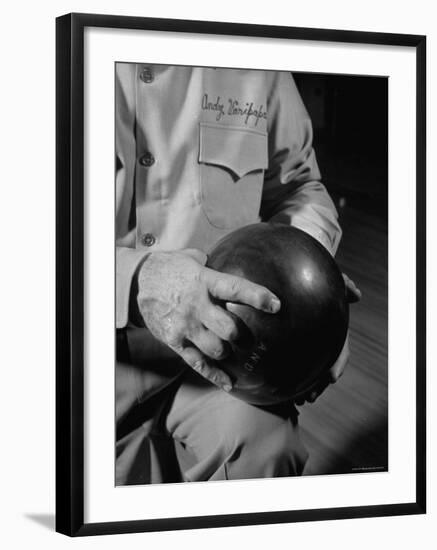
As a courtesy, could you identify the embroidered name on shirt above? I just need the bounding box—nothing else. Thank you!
[202,94,267,126]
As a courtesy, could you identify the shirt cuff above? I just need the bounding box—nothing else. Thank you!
[116,247,150,329]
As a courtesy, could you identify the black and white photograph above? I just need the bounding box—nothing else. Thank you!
[115,63,388,486]
[1,0,433,546]
[53,11,426,538]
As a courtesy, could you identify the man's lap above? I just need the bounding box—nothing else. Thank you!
[116,355,308,484]
[164,369,308,481]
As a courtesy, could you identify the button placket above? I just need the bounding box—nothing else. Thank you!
[136,64,160,251]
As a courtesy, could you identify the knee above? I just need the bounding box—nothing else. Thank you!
[216,398,308,476]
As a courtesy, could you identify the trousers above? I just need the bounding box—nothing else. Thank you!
[166,369,309,481]
[115,328,308,484]
[116,366,309,484]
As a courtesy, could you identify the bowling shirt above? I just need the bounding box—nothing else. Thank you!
[116,64,342,330]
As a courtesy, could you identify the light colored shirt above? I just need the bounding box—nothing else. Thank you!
[116,64,342,329]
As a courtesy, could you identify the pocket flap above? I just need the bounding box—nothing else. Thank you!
[199,123,268,179]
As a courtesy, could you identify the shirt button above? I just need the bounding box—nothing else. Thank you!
[141,233,156,247]
[140,66,154,83]
[139,152,155,167]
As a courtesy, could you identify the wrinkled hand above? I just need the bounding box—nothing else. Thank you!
[136,249,281,391]
[294,273,361,406]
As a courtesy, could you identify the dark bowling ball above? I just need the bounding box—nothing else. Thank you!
[207,223,349,406]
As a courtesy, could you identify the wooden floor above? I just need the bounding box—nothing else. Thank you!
[299,202,388,475]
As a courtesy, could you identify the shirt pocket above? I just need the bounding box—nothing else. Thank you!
[198,123,268,230]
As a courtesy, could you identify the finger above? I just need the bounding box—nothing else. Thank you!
[310,376,330,399]
[342,273,362,303]
[295,377,329,405]
[178,345,232,391]
[204,268,281,313]
[188,327,229,361]
[306,389,323,403]
[328,334,350,383]
[201,304,254,349]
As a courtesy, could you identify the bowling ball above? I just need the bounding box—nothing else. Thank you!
[207,223,349,405]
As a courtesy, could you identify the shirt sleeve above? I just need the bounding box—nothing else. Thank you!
[115,63,150,330]
[261,72,342,256]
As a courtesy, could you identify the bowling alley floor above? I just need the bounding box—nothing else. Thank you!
[299,200,388,476]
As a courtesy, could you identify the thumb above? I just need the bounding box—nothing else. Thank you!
[343,273,362,303]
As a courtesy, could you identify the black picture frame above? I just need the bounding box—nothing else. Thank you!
[56,12,426,537]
